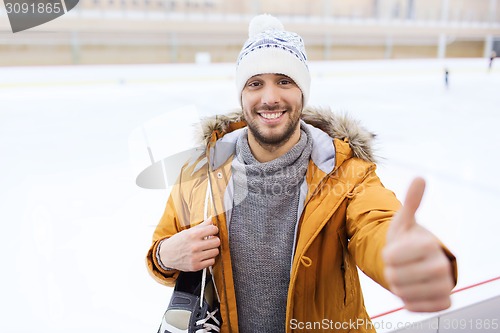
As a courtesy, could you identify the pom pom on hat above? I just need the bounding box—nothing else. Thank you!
[248,14,284,38]
[236,14,311,107]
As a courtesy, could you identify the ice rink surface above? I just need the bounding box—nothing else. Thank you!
[1,58,499,332]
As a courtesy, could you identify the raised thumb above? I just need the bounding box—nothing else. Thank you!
[389,177,426,236]
[403,177,426,217]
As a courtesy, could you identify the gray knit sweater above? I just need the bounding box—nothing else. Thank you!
[229,126,313,333]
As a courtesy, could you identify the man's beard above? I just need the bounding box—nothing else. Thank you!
[245,103,302,150]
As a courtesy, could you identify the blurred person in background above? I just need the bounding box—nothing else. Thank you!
[489,50,496,72]
[146,14,457,333]
[444,67,449,89]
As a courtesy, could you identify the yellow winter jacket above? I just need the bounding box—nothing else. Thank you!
[146,107,457,333]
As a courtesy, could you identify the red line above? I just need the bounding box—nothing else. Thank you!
[451,276,500,294]
[371,306,404,319]
[370,275,500,320]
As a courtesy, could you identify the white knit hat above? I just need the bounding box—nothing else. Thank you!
[236,14,310,106]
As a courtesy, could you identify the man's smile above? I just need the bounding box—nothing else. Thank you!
[258,111,286,121]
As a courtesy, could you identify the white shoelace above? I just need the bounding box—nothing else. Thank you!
[195,172,221,333]
[195,308,221,332]
[201,173,221,307]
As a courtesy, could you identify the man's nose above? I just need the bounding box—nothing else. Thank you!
[261,84,280,105]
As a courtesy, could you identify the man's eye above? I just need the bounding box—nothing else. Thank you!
[248,81,261,87]
[279,79,292,85]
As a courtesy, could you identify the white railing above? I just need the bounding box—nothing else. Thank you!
[371,276,500,332]
[1,0,489,24]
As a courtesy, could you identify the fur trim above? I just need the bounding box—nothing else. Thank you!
[196,110,244,144]
[198,107,376,162]
[301,107,376,162]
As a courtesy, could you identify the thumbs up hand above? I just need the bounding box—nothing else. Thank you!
[383,178,454,312]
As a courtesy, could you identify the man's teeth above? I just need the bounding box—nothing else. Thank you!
[260,112,283,119]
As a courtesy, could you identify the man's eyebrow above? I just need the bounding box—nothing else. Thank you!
[249,75,263,79]
[277,75,296,83]
[276,74,293,80]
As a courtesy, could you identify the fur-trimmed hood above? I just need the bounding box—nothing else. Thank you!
[198,106,376,163]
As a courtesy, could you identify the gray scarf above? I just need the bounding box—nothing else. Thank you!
[229,124,313,333]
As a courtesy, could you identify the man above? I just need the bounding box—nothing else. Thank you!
[146,14,457,333]
[489,51,496,72]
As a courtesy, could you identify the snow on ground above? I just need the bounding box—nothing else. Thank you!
[0,58,499,332]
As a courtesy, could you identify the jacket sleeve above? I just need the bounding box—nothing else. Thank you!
[145,154,208,286]
[145,192,182,287]
[345,167,400,290]
[346,166,458,290]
